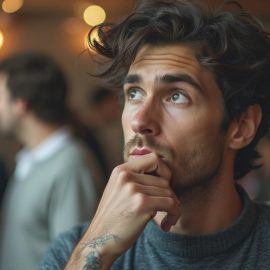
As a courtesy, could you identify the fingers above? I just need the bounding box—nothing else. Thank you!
[148,196,180,217]
[120,153,172,180]
[139,196,181,225]
[105,152,180,233]
[117,170,171,188]
[161,213,180,232]
[124,182,173,197]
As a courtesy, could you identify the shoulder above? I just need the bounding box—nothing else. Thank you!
[39,223,88,270]
[255,202,270,224]
[52,137,85,163]
[252,202,270,246]
[42,137,92,176]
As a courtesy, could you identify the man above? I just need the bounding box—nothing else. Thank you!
[40,0,270,269]
[0,53,103,270]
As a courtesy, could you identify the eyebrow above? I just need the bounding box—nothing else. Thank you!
[159,74,202,91]
[123,74,141,85]
[123,73,202,92]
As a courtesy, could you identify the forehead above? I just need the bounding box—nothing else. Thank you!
[127,44,221,96]
[129,44,202,76]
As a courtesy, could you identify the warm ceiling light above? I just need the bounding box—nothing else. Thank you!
[0,31,4,49]
[83,5,106,27]
[2,0,24,14]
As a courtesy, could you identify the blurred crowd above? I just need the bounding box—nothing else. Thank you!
[0,52,122,270]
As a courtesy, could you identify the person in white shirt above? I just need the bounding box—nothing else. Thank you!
[0,52,104,270]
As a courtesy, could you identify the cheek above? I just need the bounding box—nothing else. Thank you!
[121,109,133,142]
[166,118,217,158]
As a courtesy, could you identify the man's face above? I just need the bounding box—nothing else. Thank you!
[0,74,21,136]
[122,44,229,197]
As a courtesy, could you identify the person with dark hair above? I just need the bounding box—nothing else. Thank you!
[0,52,103,270]
[251,132,270,202]
[77,86,122,178]
[40,0,270,269]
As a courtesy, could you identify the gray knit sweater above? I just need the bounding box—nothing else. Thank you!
[39,187,270,269]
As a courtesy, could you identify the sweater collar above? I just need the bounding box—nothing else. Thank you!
[144,185,256,258]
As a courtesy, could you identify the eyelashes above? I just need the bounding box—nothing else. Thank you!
[123,87,191,105]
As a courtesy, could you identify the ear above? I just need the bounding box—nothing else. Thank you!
[228,104,262,150]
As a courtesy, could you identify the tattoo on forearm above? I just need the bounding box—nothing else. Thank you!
[87,234,121,249]
[82,251,101,270]
[80,234,121,270]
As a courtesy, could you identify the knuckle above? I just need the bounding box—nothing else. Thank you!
[166,189,173,197]
[167,197,175,208]
[134,193,147,209]
[125,182,137,195]
[112,165,124,176]
[117,170,131,185]
[162,180,170,188]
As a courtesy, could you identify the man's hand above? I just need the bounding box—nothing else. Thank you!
[65,153,180,270]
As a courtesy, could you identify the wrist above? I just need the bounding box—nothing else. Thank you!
[65,233,121,270]
[79,235,120,269]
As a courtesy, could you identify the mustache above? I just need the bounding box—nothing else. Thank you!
[123,135,174,163]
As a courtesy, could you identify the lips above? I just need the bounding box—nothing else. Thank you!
[129,148,167,162]
[130,148,152,156]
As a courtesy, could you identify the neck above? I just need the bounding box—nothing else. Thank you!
[17,115,62,149]
[155,179,242,235]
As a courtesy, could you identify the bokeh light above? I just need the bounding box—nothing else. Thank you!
[0,31,4,49]
[2,0,24,13]
[83,5,106,27]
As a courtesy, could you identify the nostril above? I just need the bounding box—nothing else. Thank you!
[140,128,154,135]
[131,117,161,136]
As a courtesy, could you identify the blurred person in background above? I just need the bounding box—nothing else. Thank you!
[238,132,270,202]
[0,52,103,270]
[78,86,123,178]
[253,132,270,203]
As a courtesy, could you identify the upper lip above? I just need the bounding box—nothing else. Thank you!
[130,148,152,156]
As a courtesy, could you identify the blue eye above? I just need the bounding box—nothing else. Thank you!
[170,92,189,104]
[127,88,143,100]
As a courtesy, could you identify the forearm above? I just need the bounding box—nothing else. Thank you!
[65,233,121,270]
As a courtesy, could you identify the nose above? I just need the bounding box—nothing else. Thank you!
[131,100,161,136]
